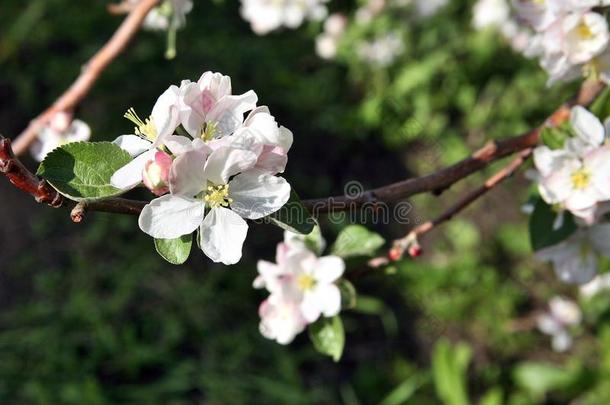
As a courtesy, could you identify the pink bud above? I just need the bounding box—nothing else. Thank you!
[388,247,403,262]
[408,244,422,258]
[142,151,172,196]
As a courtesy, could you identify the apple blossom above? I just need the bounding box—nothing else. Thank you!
[255,231,345,344]
[536,224,610,284]
[138,139,291,265]
[30,112,91,162]
[534,107,610,220]
[537,296,582,352]
[472,0,511,31]
[179,71,258,140]
[240,0,329,35]
[111,85,181,191]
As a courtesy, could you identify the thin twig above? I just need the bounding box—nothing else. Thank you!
[11,0,159,156]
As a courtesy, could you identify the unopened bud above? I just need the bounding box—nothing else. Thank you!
[388,247,403,262]
[408,244,422,258]
[142,151,172,196]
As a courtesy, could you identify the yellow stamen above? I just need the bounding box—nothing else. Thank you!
[203,184,232,209]
[571,168,591,190]
[577,22,593,40]
[124,108,157,141]
[297,274,316,291]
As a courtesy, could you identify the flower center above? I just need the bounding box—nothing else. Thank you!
[571,168,591,190]
[297,274,316,291]
[124,108,157,141]
[577,22,593,40]
[200,121,218,142]
[204,184,232,209]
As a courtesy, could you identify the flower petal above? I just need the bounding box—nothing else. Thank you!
[314,284,342,318]
[113,135,152,157]
[229,170,291,219]
[138,195,204,239]
[110,149,156,190]
[151,85,181,145]
[313,256,345,283]
[571,106,604,147]
[200,207,249,265]
[169,146,208,197]
[203,146,258,185]
[164,135,196,155]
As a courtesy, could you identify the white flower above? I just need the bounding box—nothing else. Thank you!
[472,0,510,31]
[536,223,610,284]
[560,12,609,65]
[258,294,307,345]
[111,85,182,191]
[537,296,581,352]
[580,273,610,298]
[240,0,329,35]
[30,112,91,162]
[179,71,258,140]
[357,32,405,67]
[140,0,193,31]
[534,107,610,219]
[138,140,291,265]
[315,13,347,60]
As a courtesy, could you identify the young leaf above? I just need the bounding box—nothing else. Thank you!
[154,234,193,265]
[302,223,325,255]
[331,225,385,258]
[266,190,315,235]
[37,142,133,201]
[308,316,345,362]
[529,198,577,251]
[540,125,570,150]
[338,279,357,310]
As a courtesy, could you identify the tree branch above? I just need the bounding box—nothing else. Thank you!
[11,0,160,156]
[301,79,605,213]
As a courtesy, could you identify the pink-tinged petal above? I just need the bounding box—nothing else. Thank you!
[565,187,601,212]
[313,256,345,283]
[229,170,291,219]
[138,195,204,239]
[151,85,181,145]
[204,146,258,185]
[300,292,322,323]
[276,242,291,265]
[571,106,605,147]
[255,260,284,292]
[111,149,156,190]
[256,145,288,174]
[179,80,206,137]
[169,146,208,197]
[200,207,249,265]
[113,135,152,157]
[314,284,342,317]
[207,90,258,137]
[197,71,232,100]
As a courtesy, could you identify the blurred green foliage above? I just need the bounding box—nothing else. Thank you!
[2,0,610,404]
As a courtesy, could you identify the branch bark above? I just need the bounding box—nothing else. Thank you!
[11,0,160,156]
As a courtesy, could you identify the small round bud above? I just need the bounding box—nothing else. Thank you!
[142,151,172,196]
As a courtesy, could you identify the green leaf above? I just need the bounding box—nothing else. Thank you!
[338,279,357,310]
[331,225,385,258]
[432,339,472,405]
[37,142,133,201]
[513,362,581,397]
[529,198,577,251]
[308,316,345,362]
[154,234,193,265]
[266,190,315,235]
[540,125,571,150]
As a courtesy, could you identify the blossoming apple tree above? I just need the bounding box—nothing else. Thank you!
[6,0,610,360]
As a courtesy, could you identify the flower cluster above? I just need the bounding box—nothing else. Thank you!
[31,112,91,162]
[473,0,610,85]
[537,296,582,352]
[255,231,345,344]
[111,71,293,265]
[533,107,610,284]
[240,0,329,35]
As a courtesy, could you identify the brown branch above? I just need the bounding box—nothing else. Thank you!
[11,0,160,156]
[301,79,605,214]
[391,148,533,258]
[0,137,63,207]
